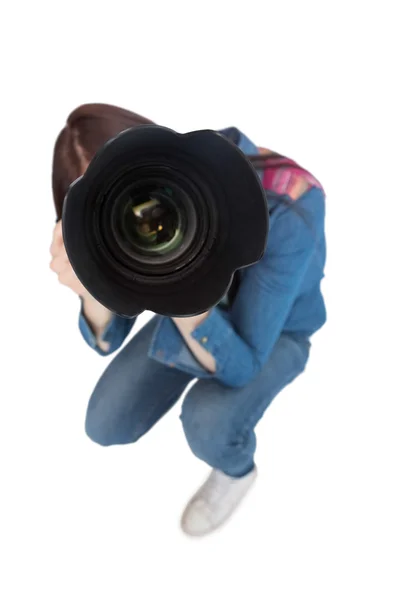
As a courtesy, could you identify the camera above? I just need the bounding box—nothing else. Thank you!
[62,125,269,317]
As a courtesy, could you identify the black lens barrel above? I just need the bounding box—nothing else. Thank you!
[62,125,268,318]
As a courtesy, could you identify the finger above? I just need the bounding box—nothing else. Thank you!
[57,265,76,285]
[50,221,64,255]
[50,237,68,260]
[58,267,86,295]
[54,219,63,238]
[50,254,69,274]
[50,242,69,267]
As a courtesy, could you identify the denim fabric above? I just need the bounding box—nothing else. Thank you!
[79,300,136,357]
[79,127,326,388]
[85,316,310,477]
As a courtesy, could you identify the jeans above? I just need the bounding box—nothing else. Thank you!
[85,316,311,477]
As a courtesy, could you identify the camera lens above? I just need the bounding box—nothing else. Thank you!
[110,178,198,267]
[62,125,268,318]
[120,186,183,256]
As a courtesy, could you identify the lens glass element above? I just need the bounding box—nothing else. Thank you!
[119,185,185,256]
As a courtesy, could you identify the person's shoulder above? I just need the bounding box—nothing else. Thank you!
[265,186,325,252]
[296,184,325,209]
[295,186,326,233]
[270,185,325,217]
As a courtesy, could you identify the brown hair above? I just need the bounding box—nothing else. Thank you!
[52,103,155,219]
[52,103,274,220]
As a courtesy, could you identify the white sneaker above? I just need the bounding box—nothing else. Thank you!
[181,466,258,537]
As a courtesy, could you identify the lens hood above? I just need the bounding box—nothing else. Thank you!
[62,125,268,317]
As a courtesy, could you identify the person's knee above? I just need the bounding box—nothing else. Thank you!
[85,397,145,447]
[85,413,116,446]
[85,412,149,446]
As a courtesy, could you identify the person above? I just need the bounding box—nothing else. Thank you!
[50,103,327,537]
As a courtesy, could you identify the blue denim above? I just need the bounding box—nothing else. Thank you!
[85,316,310,477]
[79,128,326,388]
[80,126,326,475]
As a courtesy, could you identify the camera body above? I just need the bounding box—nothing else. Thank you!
[62,125,268,317]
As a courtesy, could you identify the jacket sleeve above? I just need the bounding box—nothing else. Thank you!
[79,301,136,356]
[148,187,324,387]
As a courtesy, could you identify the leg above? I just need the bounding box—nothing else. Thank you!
[180,334,310,536]
[85,316,193,446]
[181,334,311,476]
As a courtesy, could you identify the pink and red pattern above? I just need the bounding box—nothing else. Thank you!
[258,150,323,201]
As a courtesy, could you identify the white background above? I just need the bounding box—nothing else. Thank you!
[1,1,399,599]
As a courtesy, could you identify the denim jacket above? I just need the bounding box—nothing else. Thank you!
[79,128,327,388]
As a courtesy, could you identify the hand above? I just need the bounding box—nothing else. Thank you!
[50,220,113,345]
[49,220,90,299]
[172,311,210,331]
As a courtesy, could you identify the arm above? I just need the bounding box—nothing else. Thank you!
[172,312,217,373]
[79,295,136,356]
[81,294,113,353]
[149,187,324,387]
[49,220,136,356]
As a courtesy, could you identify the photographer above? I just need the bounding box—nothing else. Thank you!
[50,103,326,537]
